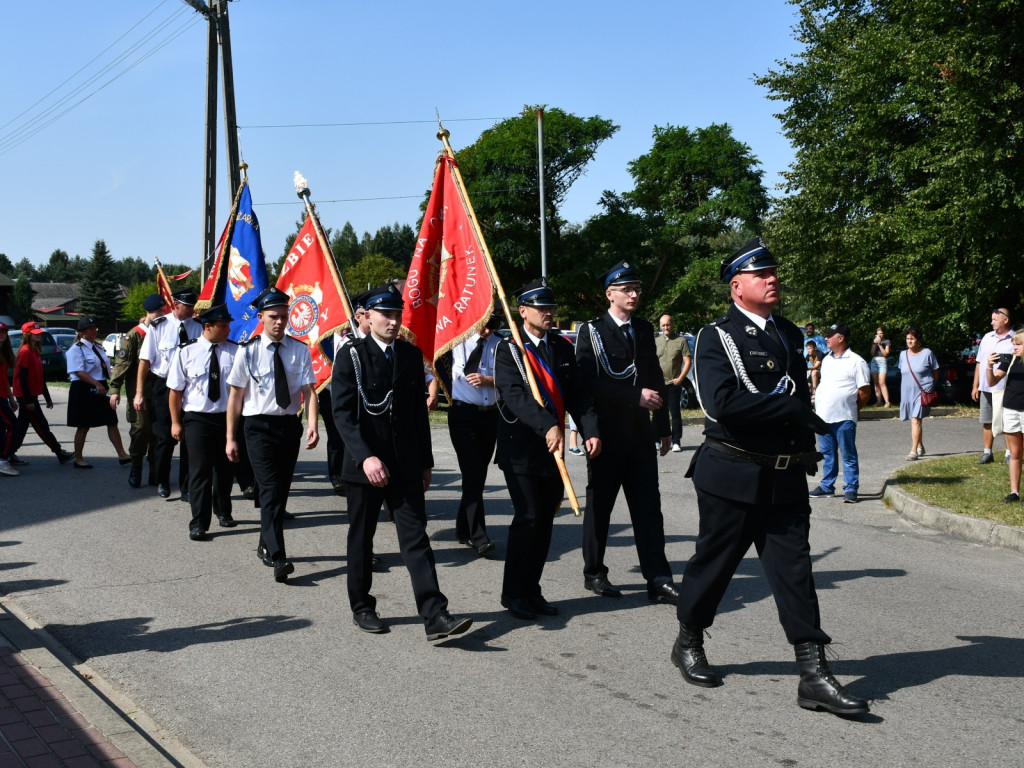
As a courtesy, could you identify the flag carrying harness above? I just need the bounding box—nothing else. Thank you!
[349,346,393,416]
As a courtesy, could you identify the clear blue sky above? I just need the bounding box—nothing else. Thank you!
[0,0,803,271]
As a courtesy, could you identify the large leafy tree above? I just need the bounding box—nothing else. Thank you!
[77,239,123,321]
[10,275,35,323]
[330,221,364,270]
[444,106,618,291]
[759,0,1024,355]
[0,253,16,277]
[369,223,416,266]
[565,124,768,328]
[343,254,404,295]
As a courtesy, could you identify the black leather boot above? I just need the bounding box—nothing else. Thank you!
[671,623,720,688]
[795,642,870,714]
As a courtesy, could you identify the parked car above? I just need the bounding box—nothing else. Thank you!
[51,332,77,352]
[102,333,120,358]
[7,329,67,380]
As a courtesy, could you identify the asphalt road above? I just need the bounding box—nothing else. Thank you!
[1,395,1022,768]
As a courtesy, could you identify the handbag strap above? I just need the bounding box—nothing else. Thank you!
[904,350,927,393]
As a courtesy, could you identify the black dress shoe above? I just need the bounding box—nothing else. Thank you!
[273,560,295,582]
[189,528,207,541]
[9,455,29,466]
[180,492,190,504]
[332,482,346,496]
[671,623,720,688]
[500,596,536,620]
[128,465,141,488]
[57,450,74,465]
[353,611,387,634]
[476,541,496,556]
[282,511,296,520]
[584,575,621,597]
[371,555,382,570]
[118,457,133,466]
[157,484,170,498]
[73,462,93,469]
[648,582,680,604]
[456,537,472,547]
[795,642,870,715]
[425,611,473,641]
[217,515,238,528]
[241,486,256,500]
[256,543,274,567]
[528,596,559,616]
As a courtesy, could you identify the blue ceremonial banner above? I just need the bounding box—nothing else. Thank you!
[219,182,269,342]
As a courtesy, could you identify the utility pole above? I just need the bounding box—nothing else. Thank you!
[183,0,240,281]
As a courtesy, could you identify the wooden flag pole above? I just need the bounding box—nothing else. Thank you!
[292,172,356,333]
[195,163,248,313]
[437,125,582,517]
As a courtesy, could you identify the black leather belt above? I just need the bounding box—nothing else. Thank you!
[451,399,497,411]
[705,437,821,470]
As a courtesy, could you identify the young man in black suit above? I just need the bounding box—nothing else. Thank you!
[575,261,679,604]
[331,282,472,642]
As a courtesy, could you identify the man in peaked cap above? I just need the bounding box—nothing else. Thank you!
[225,287,319,583]
[574,260,680,604]
[109,293,166,487]
[136,289,201,499]
[167,304,238,540]
[670,237,869,716]
[332,282,472,640]
[494,278,600,620]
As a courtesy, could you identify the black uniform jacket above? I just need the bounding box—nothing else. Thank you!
[494,327,599,477]
[690,304,816,505]
[331,335,433,484]
[575,313,669,453]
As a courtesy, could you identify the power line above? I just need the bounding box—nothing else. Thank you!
[238,117,511,129]
[252,187,538,207]
[0,4,199,155]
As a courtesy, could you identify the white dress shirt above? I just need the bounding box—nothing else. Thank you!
[226,333,315,416]
[166,337,238,413]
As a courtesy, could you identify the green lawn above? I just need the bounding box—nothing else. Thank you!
[892,455,1024,529]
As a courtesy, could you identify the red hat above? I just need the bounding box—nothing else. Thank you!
[21,321,45,335]
[0,321,9,331]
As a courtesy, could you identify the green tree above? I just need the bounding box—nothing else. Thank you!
[120,282,159,322]
[114,256,156,287]
[13,258,37,280]
[370,223,416,266]
[343,254,404,295]
[330,221,364,269]
[39,249,72,282]
[0,253,16,277]
[758,0,1024,355]
[77,239,123,321]
[441,105,618,289]
[10,275,35,324]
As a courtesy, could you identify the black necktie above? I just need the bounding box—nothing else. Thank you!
[764,320,781,345]
[537,339,550,368]
[178,323,189,347]
[622,324,635,356]
[208,344,220,402]
[272,342,290,409]
[464,337,486,374]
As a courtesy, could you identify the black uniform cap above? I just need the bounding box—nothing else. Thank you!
[364,282,404,312]
[197,303,233,325]
[255,288,291,311]
[514,278,557,307]
[172,290,198,306]
[599,261,642,289]
[720,237,779,282]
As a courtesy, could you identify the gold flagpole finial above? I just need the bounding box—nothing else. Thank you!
[436,108,449,141]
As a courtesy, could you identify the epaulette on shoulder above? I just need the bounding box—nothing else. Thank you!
[151,316,167,326]
[182,338,199,347]
[711,315,729,326]
[240,334,260,346]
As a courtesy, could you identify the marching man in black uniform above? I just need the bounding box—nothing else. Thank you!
[225,289,320,583]
[671,237,869,715]
[575,261,679,603]
[167,304,238,541]
[332,282,472,641]
[136,290,202,500]
[495,279,601,620]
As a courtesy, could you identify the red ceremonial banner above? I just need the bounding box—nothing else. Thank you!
[401,155,494,365]
[273,215,350,392]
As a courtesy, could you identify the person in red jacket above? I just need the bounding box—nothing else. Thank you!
[8,322,74,466]
[0,322,19,476]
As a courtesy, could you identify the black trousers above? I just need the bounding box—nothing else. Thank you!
[183,411,233,532]
[152,376,188,492]
[244,414,301,561]
[346,479,446,624]
[447,403,498,546]
[583,441,672,585]
[676,488,831,645]
[502,470,563,600]
[318,387,344,486]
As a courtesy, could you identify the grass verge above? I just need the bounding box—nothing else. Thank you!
[892,455,1024,528]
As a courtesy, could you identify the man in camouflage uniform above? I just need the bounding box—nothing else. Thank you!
[108,294,165,488]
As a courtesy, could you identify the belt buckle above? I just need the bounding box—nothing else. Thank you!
[774,455,791,470]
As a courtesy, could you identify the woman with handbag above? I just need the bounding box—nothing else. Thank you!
[899,327,939,460]
[986,329,1024,502]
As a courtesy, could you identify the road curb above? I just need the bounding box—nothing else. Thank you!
[0,598,208,768]
[883,481,1024,554]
